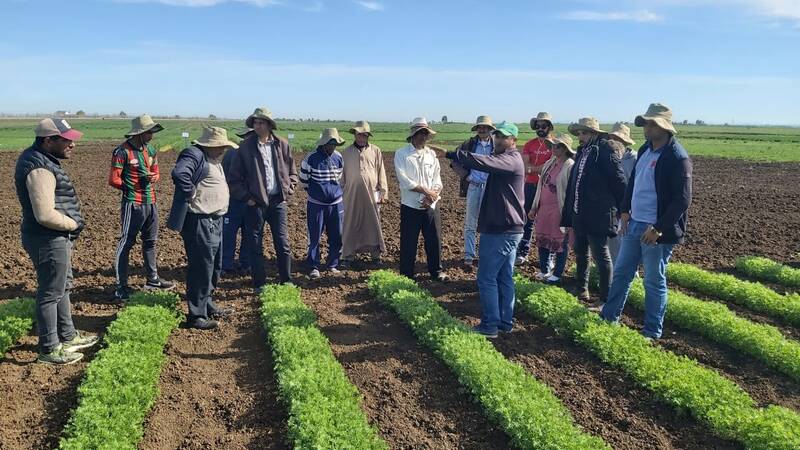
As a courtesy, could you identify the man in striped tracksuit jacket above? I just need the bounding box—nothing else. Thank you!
[299,128,346,279]
[108,115,174,301]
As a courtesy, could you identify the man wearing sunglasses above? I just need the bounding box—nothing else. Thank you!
[14,118,99,364]
[517,112,554,266]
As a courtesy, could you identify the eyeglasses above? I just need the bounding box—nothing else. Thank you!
[533,122,550,130]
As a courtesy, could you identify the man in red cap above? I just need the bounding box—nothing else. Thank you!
[13,118,99,364]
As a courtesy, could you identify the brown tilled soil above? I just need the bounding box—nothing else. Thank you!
[0,143,798,449]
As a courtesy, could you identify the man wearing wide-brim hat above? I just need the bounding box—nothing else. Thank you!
[598,103,693,341]
[167,125,238,330]
[445,121,526,338]
[299,128,346,279]
[449,115,495,271]
[561,116,627,306]
[394,117,449,282]
[340,120,388,269]
[15,118,99,364]
[108,114,174,302]
[517,112,555,266]
[606,122,638,267]
[220,126,257,277]
[227,107,299,290]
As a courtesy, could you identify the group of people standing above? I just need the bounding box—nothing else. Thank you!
[13,101,691,364]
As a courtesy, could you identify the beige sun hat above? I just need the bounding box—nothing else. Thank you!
[608,122,636,146]
[245,106,277,129]
[125,114,164,137]
[470,115,495,131]
[315,128,346,148]
[549,133,576,156]
[349,120,373,136]
[568,117,606,136]
[634,103,677,134]
[193,125,238,149]
[529,112,554,130]
[406,117,437,141]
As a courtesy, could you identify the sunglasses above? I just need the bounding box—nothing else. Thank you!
[533,122,551,130]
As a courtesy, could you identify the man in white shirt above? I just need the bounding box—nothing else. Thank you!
[394,117,449,282]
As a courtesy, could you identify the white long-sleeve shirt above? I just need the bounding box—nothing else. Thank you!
[394,143,443,210]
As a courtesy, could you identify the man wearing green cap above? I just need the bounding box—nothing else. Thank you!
[444,121,526,338]
[108,114,174,302]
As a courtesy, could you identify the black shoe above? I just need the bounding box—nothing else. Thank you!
[113,286,130,303]
[209,308,233,319]
[145,278,175,291]
[188,318,218,330]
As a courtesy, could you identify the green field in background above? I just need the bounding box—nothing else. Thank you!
[1,118,798,162]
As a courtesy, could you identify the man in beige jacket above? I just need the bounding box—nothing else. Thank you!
[14,118,99,364]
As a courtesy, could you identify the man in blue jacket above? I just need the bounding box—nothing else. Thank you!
[597,104,693,340]
[445,121,526,338]
[300,128,345,279]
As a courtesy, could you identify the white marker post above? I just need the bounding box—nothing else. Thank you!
[181,131,189,149]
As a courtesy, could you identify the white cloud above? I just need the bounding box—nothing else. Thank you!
[354,1,383,11]
[739,0,800,20]
[561,9,661,22]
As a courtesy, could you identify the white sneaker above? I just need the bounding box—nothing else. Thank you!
[309,269,321,279]
[533,272,549,281]
[515,256,527,266]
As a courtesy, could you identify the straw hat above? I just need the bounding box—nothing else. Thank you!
[192,125,238,149]
[529,112,554,130]
[125,114,164,137]
[470,115,495,131]
[349,120,373,136]
[634,103,677,134]
[568,117,606,136]
[315,128,346,148]
[245,107,277,129]
[608,122,635,146]
[406,117,437,141]
[549,133,575,156]
[235,127,254,138]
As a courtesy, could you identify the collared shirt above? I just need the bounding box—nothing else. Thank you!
[631,144,664,224]
[189,157,229,216]
[468,138,493,185]
[394,143,443,210]
[257,139,280,196]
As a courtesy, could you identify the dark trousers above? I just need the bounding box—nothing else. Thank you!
[517,182,538,257]
[115,202,159,287]
[181,213,222,322]
[399,204,442,279]
[573,232,613,301]
[245,201,292,286]
[306,201,344,270]
[222,198,251,271]
[21,234,77,353]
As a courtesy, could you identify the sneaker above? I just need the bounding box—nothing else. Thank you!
[544,275,561,285]
[515,256,527,266]
[62,331,100,353]
[533,272,549,281]
[145,278,175,291]
[309,269,321,279]
[570,287,591,302]
[338,260,351,270]
[38,344,83,365]
[188,318,218,330]
[328,267,341,274]
[587,302,605,313]
[113,285,130,302]
[472,325,498,339]
[434,272,450,282]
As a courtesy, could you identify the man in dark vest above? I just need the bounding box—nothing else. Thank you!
[14,118,99,364]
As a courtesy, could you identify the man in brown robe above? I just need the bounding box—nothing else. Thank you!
[340,121,388,269]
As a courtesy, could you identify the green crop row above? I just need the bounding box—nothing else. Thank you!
[736,256,800,289]
[367,270,609,450]
[614,277,800,381]
[0,297,35,357]
[59,291,181,450]
[514,276,800,449]
[667,262,800,327]
[259,284,387,449]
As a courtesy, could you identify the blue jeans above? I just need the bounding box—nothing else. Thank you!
[601,219,675,338]
[476,233,523,333]
[537,238,569,278]
[222,198,251,271]
[464,183,485,261]
[306,201,344,270]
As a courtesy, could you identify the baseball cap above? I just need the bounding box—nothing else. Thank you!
[493,121,519,138]
[35,118,83,141]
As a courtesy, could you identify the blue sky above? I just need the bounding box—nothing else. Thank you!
[1,0,799,124]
